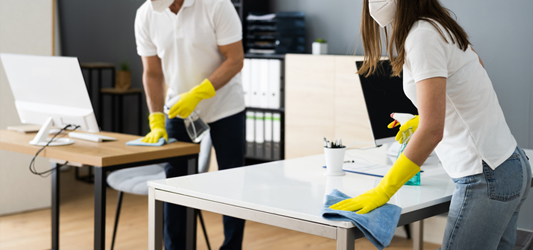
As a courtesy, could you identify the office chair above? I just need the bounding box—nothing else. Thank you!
[106,133,213,250]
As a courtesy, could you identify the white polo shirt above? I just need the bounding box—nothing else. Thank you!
[135,0,245,123]
[403,20,517,178]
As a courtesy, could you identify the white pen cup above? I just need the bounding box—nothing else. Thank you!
[324,147,346,176]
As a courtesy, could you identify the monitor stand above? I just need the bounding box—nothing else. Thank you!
[29,117,74,146]
[386,142,402,157]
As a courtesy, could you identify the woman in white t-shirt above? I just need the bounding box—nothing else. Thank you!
[330,0,531,249]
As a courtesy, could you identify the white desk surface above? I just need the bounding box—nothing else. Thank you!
[149,147,533,229]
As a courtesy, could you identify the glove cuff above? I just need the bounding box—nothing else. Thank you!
[377,152,420,195]
[149,112,166,130]
[194,78,216,99]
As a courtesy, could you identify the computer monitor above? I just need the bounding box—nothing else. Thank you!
[1,53,99,145]
[356,60,418,146]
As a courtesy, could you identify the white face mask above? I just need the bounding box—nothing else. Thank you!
[368,0,397,27]
[150,0,174,13]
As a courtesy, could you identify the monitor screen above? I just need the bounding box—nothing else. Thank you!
[1,53,99,133]
[356,60,418,146]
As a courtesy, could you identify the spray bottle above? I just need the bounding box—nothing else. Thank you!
[164,95,210,143]
[390,112,420,186]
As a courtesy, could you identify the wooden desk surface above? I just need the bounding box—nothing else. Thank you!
[0,130,199,167]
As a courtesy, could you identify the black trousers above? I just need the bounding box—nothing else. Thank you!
[164,110,246,250]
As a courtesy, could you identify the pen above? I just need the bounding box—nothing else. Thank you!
[324,137,345,148]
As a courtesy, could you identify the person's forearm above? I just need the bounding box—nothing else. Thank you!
[207,56,243,90]
[402,125,442,166]
[403,76,446,166]
[143,71,166,113]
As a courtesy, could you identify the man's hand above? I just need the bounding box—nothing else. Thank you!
[141,112,168,143]
[168,79,216,118]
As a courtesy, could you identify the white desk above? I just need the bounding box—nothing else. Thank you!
[148,147,533,250]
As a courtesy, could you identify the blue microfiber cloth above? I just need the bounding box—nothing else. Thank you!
[126,138,177,146]
[322,189,402,250]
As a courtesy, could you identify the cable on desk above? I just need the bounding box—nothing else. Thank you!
[29,124,80,177]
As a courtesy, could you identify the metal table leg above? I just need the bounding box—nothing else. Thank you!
[186,156,198,250]
[138,92,143,136]
[336,227,355,250]
[94,167,106,250]
[87,69,93,100]
[112,95,117,132]
[118,95,123,133]
[51,162,60,250]
[149,187,163,250]
[413,220,424,250]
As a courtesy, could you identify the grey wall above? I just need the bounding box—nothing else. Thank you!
[271,0,533,149]
[58,0,147,135]
[272,0,363,55]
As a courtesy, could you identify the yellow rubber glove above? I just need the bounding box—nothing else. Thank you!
[140,112,168,143]
[387,115,419,144]
[168,79,216,119]
[329,153,420,214]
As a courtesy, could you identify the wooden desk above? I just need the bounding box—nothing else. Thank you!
[0,130,200,250]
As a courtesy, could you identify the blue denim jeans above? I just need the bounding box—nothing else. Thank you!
[441,146,531,250]
[164,110,246,250]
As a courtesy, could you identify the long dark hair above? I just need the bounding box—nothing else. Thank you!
[357,0,470,77]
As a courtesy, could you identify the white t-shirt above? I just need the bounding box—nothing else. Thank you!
[134,0,245,123]
[403,20,517,178]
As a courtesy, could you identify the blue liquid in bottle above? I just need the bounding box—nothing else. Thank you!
[397,141,421,186]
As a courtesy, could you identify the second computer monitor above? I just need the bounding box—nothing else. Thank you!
[356,60,418,146]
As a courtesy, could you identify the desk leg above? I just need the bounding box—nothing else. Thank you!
[110,95,116,132]
[138,93,143,136]
[149,187,163,250]
[186,157,198,250]
[412,220,424,250]
[98,87,103,128]
[336,227,355,250]
[118,95,123,133]
[87,69,93,100]
[94,167,106,250]
[51,162,60,250]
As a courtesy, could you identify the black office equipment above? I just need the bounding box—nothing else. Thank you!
[245,12,306,54]
[356,60,418,146]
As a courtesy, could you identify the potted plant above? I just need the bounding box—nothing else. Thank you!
[115,61,131,90]
[312,38,328,55]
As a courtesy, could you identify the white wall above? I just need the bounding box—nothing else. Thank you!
[0,0,54,215]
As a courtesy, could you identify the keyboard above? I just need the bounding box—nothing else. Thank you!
[68,132,117,142]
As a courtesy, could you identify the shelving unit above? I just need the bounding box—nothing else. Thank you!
[243,53,285,165]
[232,1,286,164]
[232,0,270,55]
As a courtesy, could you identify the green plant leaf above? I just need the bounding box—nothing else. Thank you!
[121,61,130,71]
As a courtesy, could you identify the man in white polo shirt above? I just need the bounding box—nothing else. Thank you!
[134,0,246,249]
